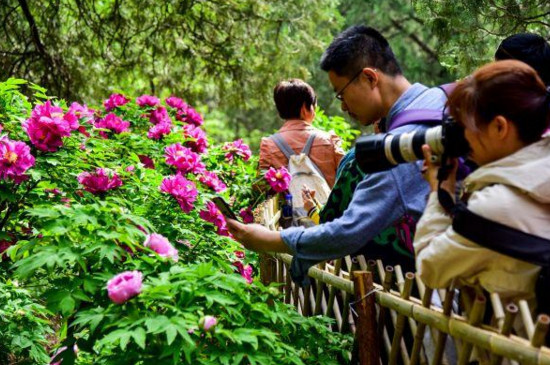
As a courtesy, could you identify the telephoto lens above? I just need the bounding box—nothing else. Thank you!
[355,119,469,174]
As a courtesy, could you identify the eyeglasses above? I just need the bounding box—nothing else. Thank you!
[335,69,363,101]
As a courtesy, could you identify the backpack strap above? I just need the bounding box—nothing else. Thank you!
[270,133,295,159]
[452,202,550,267]
[389,109,446,131]
[301,133,316,155]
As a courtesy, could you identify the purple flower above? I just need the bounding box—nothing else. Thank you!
[144,233,178,261]
[239,207,254,224]
[94,113,130,135]
[149,106,171,125]
[0,137,35,181]
[199,202,231,237]
[183,124,208,153]
[136,95,160,107]
[164,143,205,174]
[77,168,123,194]
[160,174,198,213]
[107,270,143,304]
[165,96,187,109]
[223,139,252,162]
[198,171,227,193]
[147,121,172,139]
[138,155,155,169]
[176,106,203,126]
[199,315,217,332]
[233,261,253,284]
[23,101,79,152]
[104,93,130,111]
[264,167,291,193]
[68,102,94,120]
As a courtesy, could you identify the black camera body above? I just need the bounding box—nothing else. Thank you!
[355,118,470,173]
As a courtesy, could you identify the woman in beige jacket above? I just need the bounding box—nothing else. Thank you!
[414,60,550,301]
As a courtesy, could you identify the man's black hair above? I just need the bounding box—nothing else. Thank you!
[495,33,550,86]
[273,79,317,120]
[320,25,402,78]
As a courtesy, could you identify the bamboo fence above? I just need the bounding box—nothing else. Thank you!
[256,196,550,365]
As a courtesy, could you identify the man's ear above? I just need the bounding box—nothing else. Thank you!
[362,68,379,88]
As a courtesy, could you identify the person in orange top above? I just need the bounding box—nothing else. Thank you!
[259,79,345,188]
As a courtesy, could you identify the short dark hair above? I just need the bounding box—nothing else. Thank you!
[273,79,317,120]
[320,25,402,78]
[495,33,550,86]
[448,60,550,144]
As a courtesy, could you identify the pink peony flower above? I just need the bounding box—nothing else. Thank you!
[144,233,178,261]
[164,143,205,174]
[199,315,217,332]
[0,239,13,259]
[0,137,35,181]
[45,188,61,195]
[125,165,135,172]
[136,95,160,108]
[94,113,130,136]
[234,251,245,259]
[182,124,208,153]
[149,106,170,125]
[147,121,172,139]
[160,174,198,213]
[165,96,187,109]
[223,139,252,162]
[138,155,155,169]
[107,270,143,304]
[239,207,254,224]
[77,168,123,194]
[103,93,130,111]
[264,167,291,193]
[198,171,227,193]
[232,261,253,284]
[23,101,79,152]
[176,106,203,126]
[68,102,94,120]
[199,201,231,237]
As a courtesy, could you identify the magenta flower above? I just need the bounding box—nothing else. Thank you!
[199,201,231,236]
[77,168,123,194]
[239,207,254,224]
[164,143,205,174]
[136,95,160,107]
[125,165,135,172]
[183,124,208,153]
[147,121,172,139]
[233,261,253,284]
[223,139,252,162]
[23,101,79,152]
[94,113,130,136]
[138,155,155,169]
[144,233,178,261]
[199,315,217,332]
[165,96,187,109]
[234,251,245,259]
[149,106,171,125]
[198,171,227,193]
[264,167,291,193]
[160,174,198,213]
[103,93,130,111]
[107,270,143,304]
[0,137,35,181]
[68,102,94,121]
[176,106,203,126]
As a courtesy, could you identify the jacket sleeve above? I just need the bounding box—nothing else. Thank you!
[281,167,408,285]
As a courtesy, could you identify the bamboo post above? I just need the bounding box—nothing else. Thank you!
[340,292,352,333]
[458,294,486,365]
[389,272,414,365]
[432,285,455,365]
[377,266,394,340]
[352,271,379,365]
[277,259,284,284]
[326,259,343,317]
[314,276,325,315]
[490,292,505,330]
[519,299,535,340]
[410,287,434,365]
[284,264,291,304]
[490,303,519,365]
[292,283,300,310]
[531,314,550,348]
[303,285,312,316]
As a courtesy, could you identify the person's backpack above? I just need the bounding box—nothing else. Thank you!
[270,133,331,209]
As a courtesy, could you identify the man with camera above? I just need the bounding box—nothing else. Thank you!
[227,25,447,285]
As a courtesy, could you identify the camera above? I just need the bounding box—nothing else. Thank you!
[355,118,470,173]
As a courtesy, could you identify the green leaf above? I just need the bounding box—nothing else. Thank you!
[166,325,177,345]
[27,207,60,219]
[59,295,76,315]
[132,327,146,349]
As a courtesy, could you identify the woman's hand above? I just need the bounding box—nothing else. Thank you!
[421,144,458,196]
[225,219,292,254]
[301,186,316,212]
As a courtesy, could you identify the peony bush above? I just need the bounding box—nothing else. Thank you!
[0,78,352,364]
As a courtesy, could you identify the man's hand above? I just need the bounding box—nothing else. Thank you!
[226,219,292,254]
